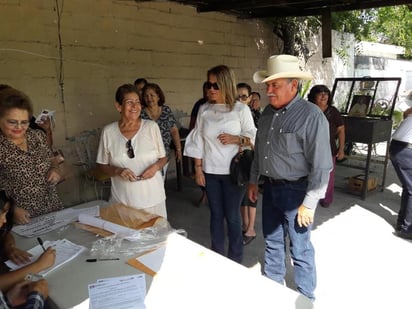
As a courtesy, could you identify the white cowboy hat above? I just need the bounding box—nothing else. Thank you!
[253,54,313,83]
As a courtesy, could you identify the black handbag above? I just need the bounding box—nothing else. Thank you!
[230,149,254,186]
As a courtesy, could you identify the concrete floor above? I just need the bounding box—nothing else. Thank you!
[165,156,411,309]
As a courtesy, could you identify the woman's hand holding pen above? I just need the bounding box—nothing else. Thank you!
[35,248,56,270]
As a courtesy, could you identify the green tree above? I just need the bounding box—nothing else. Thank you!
[271,16,321,61]
[271,5,412,59]
[332,5,412,58]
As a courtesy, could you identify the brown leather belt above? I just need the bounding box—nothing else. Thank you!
[263,176,308,185]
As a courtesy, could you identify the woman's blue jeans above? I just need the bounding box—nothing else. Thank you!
[204,173,245,263]
[262,179,316,301]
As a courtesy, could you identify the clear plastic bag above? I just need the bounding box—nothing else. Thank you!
[89,220,187,258]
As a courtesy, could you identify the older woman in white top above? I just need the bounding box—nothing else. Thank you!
[96,84,168,218]
[184,65,256,263]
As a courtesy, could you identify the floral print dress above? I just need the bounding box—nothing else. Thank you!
[141,105,177,159]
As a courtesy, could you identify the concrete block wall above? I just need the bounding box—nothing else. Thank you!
[0,0,279,205]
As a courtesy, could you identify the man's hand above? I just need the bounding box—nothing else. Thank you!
[30,279,49,299]
[297,205,315,227]
[6,279,49,307]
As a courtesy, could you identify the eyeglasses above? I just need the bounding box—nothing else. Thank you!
[238,94,250,101]
[126,140,135,158]
[123,100,140,106]
[5,120,30,128]
[205,82,219,90]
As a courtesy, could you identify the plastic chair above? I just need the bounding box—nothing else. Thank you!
[68,129,111,201]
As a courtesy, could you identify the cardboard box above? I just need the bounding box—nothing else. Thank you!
[348,174,378,192]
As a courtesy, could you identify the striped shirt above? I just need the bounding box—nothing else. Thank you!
[250,95,332,209]
[0,291,44,309]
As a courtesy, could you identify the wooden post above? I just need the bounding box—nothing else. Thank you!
[322,10,332,58]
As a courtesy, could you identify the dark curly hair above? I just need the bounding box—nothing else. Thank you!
[0,87,33,119]
[307,84,332,106]
[141,83,165,107]
[115,84,139,105]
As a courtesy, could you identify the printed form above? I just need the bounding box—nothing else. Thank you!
[12,205,100,237]
[88,274,146,309]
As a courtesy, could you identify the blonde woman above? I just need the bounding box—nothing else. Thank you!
[184,65,256,263]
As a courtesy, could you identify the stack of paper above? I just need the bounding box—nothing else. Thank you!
[5,239,86,276]
[88,274,146,309]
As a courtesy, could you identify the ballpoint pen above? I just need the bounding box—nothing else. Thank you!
[86,258,120,262]
[37,237,46,252]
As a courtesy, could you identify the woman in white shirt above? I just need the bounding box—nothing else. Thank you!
[184,65,256,263]
[96,84,168,218]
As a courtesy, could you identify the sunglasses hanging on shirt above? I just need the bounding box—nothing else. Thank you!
[126,140,135,158]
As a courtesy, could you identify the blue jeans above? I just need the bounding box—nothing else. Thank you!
[390,141,412,232]
[204,173,245,263]
[262,179,316,301]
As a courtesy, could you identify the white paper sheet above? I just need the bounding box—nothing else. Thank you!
[78,214,138,239]
[135,246,166,274]
[12,206,100,237]
[5,239,86,276]
[89,274,146,309]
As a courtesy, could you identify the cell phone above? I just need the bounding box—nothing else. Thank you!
[35,109,55,124]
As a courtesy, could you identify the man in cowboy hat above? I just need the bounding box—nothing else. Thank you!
[247,54,332,301]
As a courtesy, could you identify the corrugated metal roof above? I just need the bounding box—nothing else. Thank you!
[159,0,411,18]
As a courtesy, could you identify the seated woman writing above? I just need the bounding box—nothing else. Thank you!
[0,87,63,225]
[0,190,55,308]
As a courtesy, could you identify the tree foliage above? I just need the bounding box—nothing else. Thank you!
[271,16,321,62]
[271,5,412,59]
[332,5,412,58]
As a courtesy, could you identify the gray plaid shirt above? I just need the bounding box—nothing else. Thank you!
[250,95,332,209]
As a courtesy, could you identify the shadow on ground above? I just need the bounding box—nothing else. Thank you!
[165,159,404,300]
